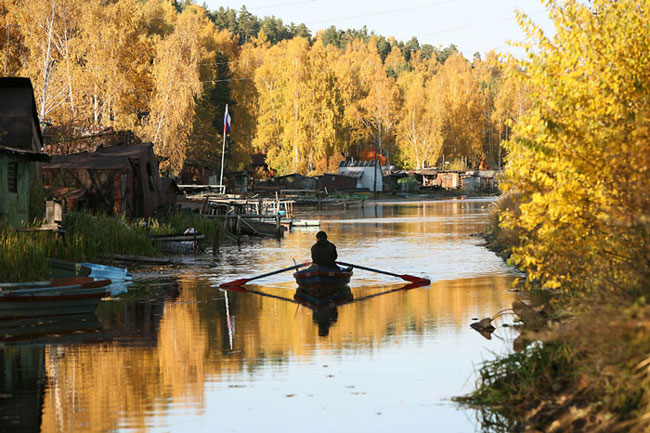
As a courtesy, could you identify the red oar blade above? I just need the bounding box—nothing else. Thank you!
[400,275,431,285]
[219,278,250,289]
[220,284,249,293]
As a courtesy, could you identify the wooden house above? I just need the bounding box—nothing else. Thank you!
[0,78,49,227]
[42,142,165,218]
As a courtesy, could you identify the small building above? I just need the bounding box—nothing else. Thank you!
[0,77,50,227]
[461,171,481,192]
[478,170,500,192]
[42,142,165,218]
[274,173,317,191]
[180,160,216,185]
[338,160,382,192]
[227,171,250,194]
[436,171,461,189]
[317,173,357,192]
[413,169,439,188]
[397,175,420,192]
[159,177,182,206]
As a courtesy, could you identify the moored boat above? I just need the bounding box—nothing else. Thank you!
[293,265,353,291]
[47,258,92,278]
[0,277,111,290]
[0,280,111,319]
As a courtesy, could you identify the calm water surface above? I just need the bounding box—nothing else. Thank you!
[0,198,519,433]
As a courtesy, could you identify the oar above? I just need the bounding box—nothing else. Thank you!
[336,261,430,285]
[219,262,310,289]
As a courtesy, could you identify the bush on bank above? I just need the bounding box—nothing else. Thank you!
[464,1,650,431]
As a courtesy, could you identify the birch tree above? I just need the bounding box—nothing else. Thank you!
[141,6,205,175]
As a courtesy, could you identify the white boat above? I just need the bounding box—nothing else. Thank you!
[293,219,320,227]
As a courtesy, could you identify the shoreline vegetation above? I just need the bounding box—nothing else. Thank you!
[0,211,221,283]
[0,187,491,282]
[0,189,489,283]
[455,1,650,431]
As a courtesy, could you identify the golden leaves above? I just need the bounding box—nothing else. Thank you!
[501,0,650,295]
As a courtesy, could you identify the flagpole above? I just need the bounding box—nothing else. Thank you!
[219,104,228,193]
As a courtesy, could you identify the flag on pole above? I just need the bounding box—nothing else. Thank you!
[223,104,231,135]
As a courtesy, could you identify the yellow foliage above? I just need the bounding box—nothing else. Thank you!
[500,0,650,296]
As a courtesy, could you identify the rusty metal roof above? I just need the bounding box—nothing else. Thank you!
[43,143,155,171]
[0,144,50,162]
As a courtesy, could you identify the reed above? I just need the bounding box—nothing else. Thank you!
[1,211,224,282]
[148,211,220,241]
[63,212,161,259]
[0,220,57,282]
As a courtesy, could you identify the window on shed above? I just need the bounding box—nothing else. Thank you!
[8,162,18,193]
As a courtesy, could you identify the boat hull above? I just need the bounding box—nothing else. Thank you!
[0,287,109,319]
[293,266,353,291]
[294,286,353,308]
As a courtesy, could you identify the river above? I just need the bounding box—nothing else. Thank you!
[0,198,519,433]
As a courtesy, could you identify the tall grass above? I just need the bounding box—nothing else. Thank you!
[64,212,160,259]
[0,220,58,282]
[147,212,220,240]
[0,211,223,282]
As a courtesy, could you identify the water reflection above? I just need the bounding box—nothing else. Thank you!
[0,199,519,432]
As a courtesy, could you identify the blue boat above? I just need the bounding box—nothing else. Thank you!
[293,265,353,291]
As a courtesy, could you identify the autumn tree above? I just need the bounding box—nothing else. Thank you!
[253,37,344,174]
[140,6,205,175]
[74,0,151,129]
[436,53,485,168]
[189,28,242,172]
[500,0,650,296]
[491,60,531,169]
[12,0,79,122]
[0,1,25,77]
[396,68,444,169]
[341,38,401,164]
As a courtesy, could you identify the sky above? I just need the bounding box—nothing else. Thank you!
[201,0,555,57]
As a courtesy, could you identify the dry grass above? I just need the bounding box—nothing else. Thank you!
[459,298,650,433]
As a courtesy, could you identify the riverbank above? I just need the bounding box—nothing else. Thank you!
[0,212,222,282]
[457,195,650,433]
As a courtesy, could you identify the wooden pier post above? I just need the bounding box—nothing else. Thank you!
[275,214,282,238]
[236,216,241,246]
[213,224,220,255]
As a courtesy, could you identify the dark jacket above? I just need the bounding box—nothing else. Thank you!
[311,239,338,269]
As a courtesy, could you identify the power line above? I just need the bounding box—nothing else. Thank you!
[418,9,549,37]
[246,0,317,11]
[305,0,456,25]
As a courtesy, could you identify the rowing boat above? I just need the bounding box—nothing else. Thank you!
[0,277,112,290]
[0,279,111,319]
[293,265,353,291]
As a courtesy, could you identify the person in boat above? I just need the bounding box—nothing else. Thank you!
[311,231,338,270]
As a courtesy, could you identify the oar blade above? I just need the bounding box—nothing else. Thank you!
[219,278,250,289]
[400,275,431,285]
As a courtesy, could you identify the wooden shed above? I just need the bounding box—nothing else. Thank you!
[274,173,317,191]
[42,142,165,218]
[0,77,49,227]
[317,173,357,192]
